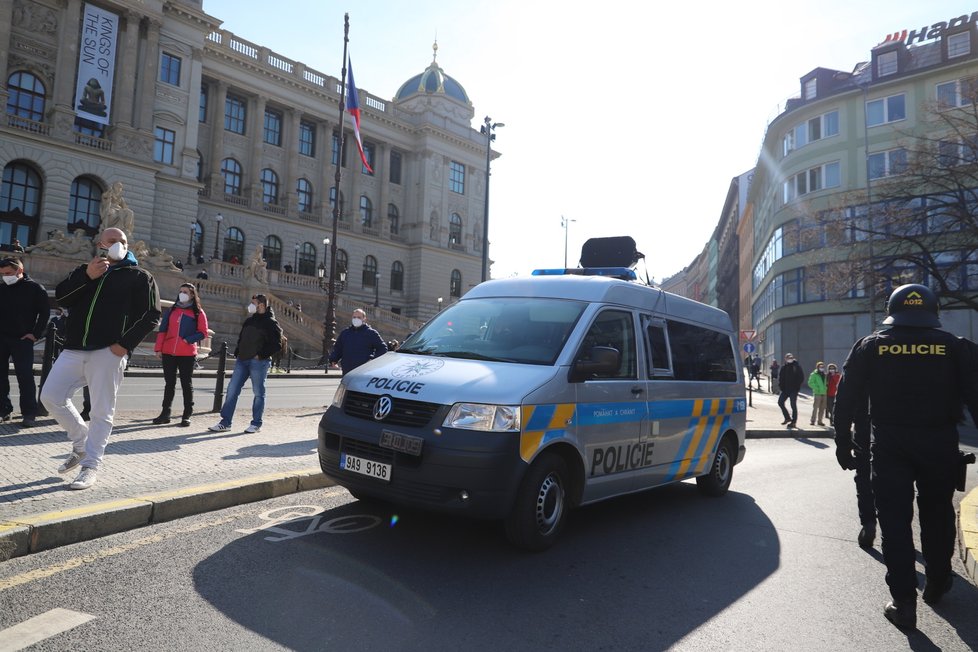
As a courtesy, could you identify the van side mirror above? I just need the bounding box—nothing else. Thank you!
[569,346,620,382]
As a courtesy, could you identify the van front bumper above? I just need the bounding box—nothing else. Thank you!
[318,407,526,519]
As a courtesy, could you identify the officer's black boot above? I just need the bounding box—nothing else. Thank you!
[152,408,171,425]
[883,598,917,630]
[922,575,953,605]
[857,525,876,549]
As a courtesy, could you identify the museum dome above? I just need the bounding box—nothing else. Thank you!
[395,41,470,104]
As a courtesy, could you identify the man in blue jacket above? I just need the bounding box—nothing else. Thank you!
[41,228,161,490]
[329,308,387,375]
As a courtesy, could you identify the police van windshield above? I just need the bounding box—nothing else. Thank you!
[399,297,586,365]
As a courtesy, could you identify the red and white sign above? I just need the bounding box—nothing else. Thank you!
[740,330,756,341]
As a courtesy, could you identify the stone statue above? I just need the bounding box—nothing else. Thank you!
[99,181,135,235]
[26,229,92,258]
[244,244,268,288]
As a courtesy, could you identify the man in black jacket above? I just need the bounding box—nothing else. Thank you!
[328,308,387,375]
[209,294,282,433]
[0,258,49,427]
[40,228,161,490]
[834,284,978,629]
[776,352,804,428]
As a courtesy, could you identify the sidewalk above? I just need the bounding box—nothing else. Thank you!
[2,382,976,589]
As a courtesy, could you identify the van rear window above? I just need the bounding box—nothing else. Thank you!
[666,320,737,382]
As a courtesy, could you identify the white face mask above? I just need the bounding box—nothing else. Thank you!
[351,318,364,328]
[107,241,128,261]
[247,303,257,314]
[2,275,18,285]
[178,292,191,303]
[817,366,824,372]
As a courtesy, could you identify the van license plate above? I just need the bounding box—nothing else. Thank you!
[340,453,391,482]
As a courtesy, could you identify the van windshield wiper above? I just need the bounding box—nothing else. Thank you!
[432,351,514,362]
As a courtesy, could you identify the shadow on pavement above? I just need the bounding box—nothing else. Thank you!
[193,484,780,650]
[222,440,316,460]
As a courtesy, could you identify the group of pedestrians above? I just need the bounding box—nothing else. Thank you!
[770,353,841,429]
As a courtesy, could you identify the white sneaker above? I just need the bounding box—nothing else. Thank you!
[58,450,86,474]
[69,467,97,490]
[209,422,231,432]
[244,424,261,433]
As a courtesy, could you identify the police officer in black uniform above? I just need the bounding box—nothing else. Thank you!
[835,388,876,548]
[834,284,978,630]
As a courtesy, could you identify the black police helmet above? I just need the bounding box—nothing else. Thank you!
[882,283,941,328]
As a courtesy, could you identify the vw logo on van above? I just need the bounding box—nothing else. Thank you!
[373,395,393,421]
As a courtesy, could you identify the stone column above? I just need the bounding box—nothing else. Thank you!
[134,18,161,131]
[249,95,267,204]
[377,142,390,234]
[113,10,140,128]
[284,108,300,213]
[0,0,17,106]
[209,81,227,195]
[51,0,83,137]
[181,47,205,181]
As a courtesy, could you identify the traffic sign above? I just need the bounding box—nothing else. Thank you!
[743,342,756,353]
[741,330,756,341]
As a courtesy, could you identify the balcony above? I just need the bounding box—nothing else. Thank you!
[6,114,51,136]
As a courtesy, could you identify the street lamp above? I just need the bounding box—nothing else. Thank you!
[293,242,300,273]
[212,212,223,260]
[374,272,381,307]
[561,215,576,268]
[437,296,443,312]
[480,116,504,282]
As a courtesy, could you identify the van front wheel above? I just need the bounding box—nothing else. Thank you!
[696,437,735,497]
[505,452,568,551]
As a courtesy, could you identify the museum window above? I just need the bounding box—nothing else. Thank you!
[160,52,181,86]
[68,176,102,236]
[153,126,175,164]
[296,178,313,213]
[298,242,317,276]
[191,221,204,262]
[264,109,282,146]
[390,261,404,291]
[449,161,465,194]
[362,142,375,175]
[299,121,316,157]
[331,130,347,166]
[450,269,462,297]
[263,235,283,271]
[223,227,245,263]
[221,158,242,195]
[360,195,372,227]
[335,249,348,278]
[199,85,207,123]
[6,71,46,122]
[261,168,279,205]
[449,213,462,244]
[389,150,402,184]
[362,255,378,288]
[224,94,246,134]
[329,187,345,220]
[388,203,400,235]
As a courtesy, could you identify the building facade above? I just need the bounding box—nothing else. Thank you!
[668,12,978,373]
[1,0,494,322]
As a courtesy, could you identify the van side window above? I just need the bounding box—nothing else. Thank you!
[577,309,636,379]
[666,320,737,382]
[644,320,672,377]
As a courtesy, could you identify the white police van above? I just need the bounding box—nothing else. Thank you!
[318,239,746,550]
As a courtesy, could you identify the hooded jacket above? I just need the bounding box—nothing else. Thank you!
[807,369,827,395]
[233,308,283,360]
[0,273,49,340]
[778,360,805,394]
[155,304,208,357]
[55,253,161,352]
[329,321,387,375]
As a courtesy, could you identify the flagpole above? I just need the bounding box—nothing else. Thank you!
[322,12,349,363]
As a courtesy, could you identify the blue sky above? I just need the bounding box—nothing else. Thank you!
[202,1,978,281]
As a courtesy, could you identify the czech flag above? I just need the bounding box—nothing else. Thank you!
[346,57,373,174]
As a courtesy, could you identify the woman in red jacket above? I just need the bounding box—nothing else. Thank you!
[153,283,209,426]
[825,362,841,426]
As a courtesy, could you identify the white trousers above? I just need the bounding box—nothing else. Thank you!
[40,348,126,470]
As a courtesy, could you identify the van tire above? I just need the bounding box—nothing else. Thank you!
[696,437,735,497]
[505,452,569,551]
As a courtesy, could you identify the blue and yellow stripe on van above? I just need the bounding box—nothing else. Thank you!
[520,403,576,462]
[660,398,741,481]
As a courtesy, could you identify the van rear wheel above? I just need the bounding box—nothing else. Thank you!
[696,437,735,497]
[505,452,568,551]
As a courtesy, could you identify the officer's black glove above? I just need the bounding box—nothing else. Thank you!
[834,434,857,471]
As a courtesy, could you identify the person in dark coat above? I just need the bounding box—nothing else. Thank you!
[776,352,804,428]
[329,308,387,375]
[0,258,50,426]
[834,284,978,630]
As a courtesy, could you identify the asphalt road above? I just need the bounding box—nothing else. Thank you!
[7,374,340,411]
[1,439,975,651]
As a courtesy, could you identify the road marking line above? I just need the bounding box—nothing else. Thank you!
[0,608,95,652]
[0,515,237,593]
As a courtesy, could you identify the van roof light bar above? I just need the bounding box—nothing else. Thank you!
[531,267,638,281]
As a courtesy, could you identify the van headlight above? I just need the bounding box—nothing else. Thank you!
[443,403,520,432]
[331,384,346,407]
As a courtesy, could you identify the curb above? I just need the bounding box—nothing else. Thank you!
[0,468,333,562]
[960,486,978,587]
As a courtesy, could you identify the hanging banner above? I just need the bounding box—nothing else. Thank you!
[74,3,119,125]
